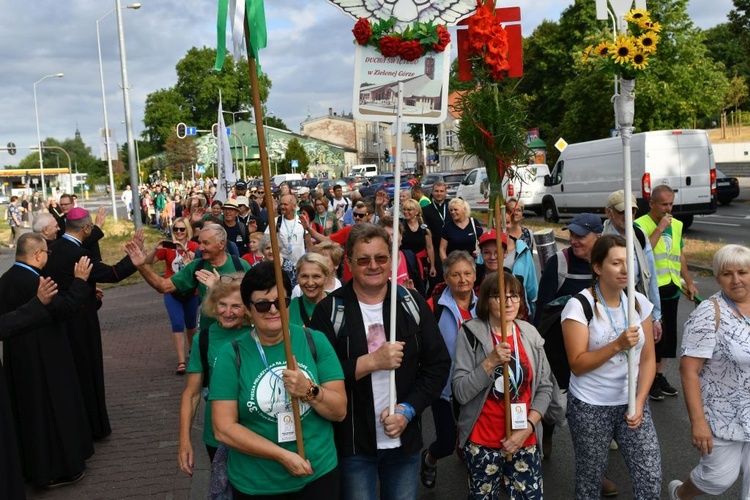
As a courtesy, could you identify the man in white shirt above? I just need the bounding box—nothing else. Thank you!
[329,185,351,226]
[266,194,305,264]
[121,185,133,220]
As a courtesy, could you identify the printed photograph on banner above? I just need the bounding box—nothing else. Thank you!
[352,44,450,124]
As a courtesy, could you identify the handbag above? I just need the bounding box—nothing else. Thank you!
[207,444,233,500]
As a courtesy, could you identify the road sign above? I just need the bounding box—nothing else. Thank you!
[195,165,206,174]
[554,138,568,152]
[291,159,299,170]
[186,126,197,136]
[6,142,16,155]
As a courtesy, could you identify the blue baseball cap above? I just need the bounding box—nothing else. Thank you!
[564,213,603,236]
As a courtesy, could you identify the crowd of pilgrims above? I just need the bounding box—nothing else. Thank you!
[2,177,749,500]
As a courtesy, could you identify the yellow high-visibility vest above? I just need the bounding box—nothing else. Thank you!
[635,214,682,288]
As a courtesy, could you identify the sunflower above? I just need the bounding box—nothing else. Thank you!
[637,32,659,54]
[631,51,649,70]
[611,36,635,65]
[625,8,649,23]
[639,19,662,32]
[595,42,611,58]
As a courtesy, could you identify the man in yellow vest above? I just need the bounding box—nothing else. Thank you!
[635,185,698,401]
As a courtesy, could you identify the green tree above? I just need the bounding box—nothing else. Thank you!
[164,134,198,180]
[407,124,438,157]
[265,115,290,131]
[142,47,272,150]
[283,138,309,174]
[18,135,101,181]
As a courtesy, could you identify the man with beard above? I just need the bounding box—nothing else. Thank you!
[2,233,94,489]
[43,207,139,439]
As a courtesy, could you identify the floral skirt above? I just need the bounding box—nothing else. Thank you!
[463,442,542,499]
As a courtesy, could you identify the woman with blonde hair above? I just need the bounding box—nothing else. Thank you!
[440,198,482,262]
[178,276,250,474]
[401,198,437,281]
[290,253,332,328]
[144,216,199,374]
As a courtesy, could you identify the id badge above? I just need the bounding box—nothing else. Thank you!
[277,411,296,442]
[510,403,528,430]
[287,244,293,255]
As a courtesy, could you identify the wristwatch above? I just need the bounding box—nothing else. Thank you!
[302,379,320,403]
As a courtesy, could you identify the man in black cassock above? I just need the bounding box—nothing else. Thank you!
[0,270,60,499]
[43,207,138,439]
[2,233,95,490]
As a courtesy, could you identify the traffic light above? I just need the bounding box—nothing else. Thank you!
[176,122,187,139]
[211,123,219,138]
[6,142,16,155]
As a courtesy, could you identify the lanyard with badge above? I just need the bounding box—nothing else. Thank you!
[595,285,630,355]
[282,217,295,255]
[252,330,297,442]
[433,201,446,223]
[489,322,528,430]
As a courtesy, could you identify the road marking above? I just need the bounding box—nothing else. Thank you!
[693,221,740,227]
[702,214,749,220]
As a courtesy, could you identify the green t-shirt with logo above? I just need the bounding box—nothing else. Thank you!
[170,257,251,330]
[288,296,317,329]
[187,323,249,447]
[209,324,343,495]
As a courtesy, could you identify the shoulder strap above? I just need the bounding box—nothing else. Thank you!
[634,225,646,249]
[573,293,594,324]
[197,258,207,272]
[230,255,244,272]
[303,327,317,362]
[276,215,283,232]
[397,285,421,325]
[710,298,720,333]
[199,327,210,388]
[330,296,346,338]
[231,340,241,369]
[556,249,568,292]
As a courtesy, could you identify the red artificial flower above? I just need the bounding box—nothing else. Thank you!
[352,18,372,45]
[379,35,402,57]
[399,39,425,61]
[432,25,451,52]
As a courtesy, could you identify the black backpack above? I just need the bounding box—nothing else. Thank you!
[537,293,593,390]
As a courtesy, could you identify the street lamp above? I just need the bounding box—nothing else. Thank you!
[97,3,140,223]
[114,0,143,228]
[33,73,64,198]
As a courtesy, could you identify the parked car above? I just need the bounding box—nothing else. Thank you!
[303,177,320,190]
[341,176,365,191]
[716,169,740,205]
[316,179,352,199]
[420,171,466,198]
[0,193,9,205]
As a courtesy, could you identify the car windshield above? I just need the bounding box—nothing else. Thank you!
[443,174,465,184]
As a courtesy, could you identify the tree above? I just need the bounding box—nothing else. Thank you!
[265,115,290,131]
[283,138,309,174]
[164,134,198,180]
[142,47,272,150]
[407,124,438,157]
[18,135,101,181]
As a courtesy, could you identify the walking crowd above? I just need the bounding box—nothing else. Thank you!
[1,176,749,500]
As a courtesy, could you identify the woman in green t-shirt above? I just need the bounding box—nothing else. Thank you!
[210,262,346,498]
[289,254,331,329]
[178,276,249,476]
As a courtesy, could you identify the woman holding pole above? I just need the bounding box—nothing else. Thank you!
[561,235,660,499]
[210,262,346,498]
[453,271,553,499]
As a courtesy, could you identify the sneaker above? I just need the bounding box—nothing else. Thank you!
[419,449,437,489]
[660,374,679,396]
[649,377,665,401]
[668,479,683,499]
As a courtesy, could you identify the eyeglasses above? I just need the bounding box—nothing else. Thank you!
[491,294,521,304]
[352,255,389,267]
[248,297,291,313]
[37,249,52,255]
[173,227,187,232]
[219,275,243,283]
[352,212,368,219]
[257,191,265,195]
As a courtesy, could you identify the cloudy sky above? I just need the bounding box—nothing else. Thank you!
[0,0,733,168]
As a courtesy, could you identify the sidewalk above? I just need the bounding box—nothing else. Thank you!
[23,282,209,499]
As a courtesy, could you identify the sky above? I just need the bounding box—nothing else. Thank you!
[0,0,735,168]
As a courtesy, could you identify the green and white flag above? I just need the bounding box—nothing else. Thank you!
[215,0,267,72]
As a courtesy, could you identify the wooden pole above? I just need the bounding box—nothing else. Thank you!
[494,196,511,461]
[244,26,305,459]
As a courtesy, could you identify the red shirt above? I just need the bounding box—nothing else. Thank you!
[155,240,199,279]
[330,226,354,282]
[469,324,536,449]
[242,253,263,267]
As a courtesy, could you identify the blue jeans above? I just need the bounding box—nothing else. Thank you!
[339,449,420,500]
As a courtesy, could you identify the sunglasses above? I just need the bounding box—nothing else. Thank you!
[352,255,389,267]
[248,297,291,313]
[173,227,187,232]
[352,212,368,219]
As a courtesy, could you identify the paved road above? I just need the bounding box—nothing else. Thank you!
[689,198,750,245]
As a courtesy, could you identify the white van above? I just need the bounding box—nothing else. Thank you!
[349,164,378,178]
[456,164,550,213]
[541,129,716,227]
[272,173,303,186]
